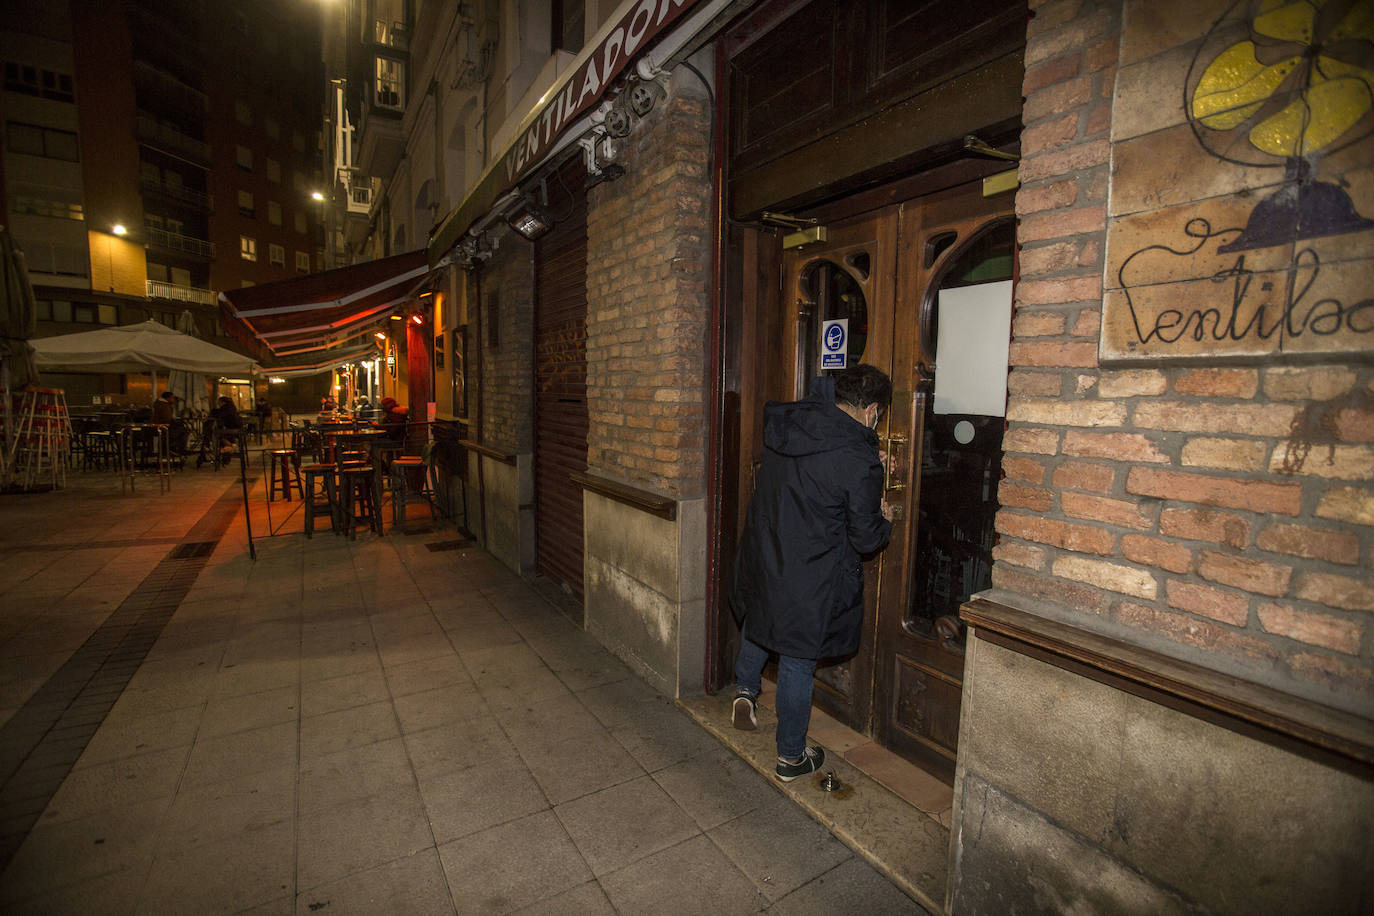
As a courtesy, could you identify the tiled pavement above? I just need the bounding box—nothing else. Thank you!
[0,460,931,914]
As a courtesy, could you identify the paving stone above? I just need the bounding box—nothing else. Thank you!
[555,775,701,877]
[436,810,592,915]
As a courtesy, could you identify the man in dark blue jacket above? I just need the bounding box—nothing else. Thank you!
[730,365,893,781]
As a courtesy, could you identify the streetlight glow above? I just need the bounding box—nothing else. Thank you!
[112,224,128,236]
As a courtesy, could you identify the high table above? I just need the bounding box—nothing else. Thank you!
[331,428,391,535]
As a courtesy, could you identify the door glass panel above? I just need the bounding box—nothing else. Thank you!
[798,258,868,384]
[907,223,1015,644]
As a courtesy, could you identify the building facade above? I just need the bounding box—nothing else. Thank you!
[245,0,1373,910]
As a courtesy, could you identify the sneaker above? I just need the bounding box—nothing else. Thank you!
[732,692,757,731]
[776,746,825,782]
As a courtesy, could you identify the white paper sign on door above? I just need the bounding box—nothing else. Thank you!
[933,280,1013,416]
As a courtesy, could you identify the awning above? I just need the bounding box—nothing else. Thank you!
[219,251,430,359]
[266,344,378,379]
[426,0,730,266]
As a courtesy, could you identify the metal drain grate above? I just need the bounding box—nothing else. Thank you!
[170,541,216,559]
[425,539,475,552]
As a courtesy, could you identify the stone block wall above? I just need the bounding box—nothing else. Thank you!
[585,69,712,499]
[994,0,1374,716]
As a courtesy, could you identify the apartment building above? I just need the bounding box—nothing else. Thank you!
[0,0,324,405]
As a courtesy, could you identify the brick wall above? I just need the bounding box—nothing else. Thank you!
[996,0,1372,713]
[478,236,534,454]
[585,71,712,498]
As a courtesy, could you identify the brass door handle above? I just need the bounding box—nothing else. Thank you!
[885,481,906,493]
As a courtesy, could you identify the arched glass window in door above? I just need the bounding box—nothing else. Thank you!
[797,254,869,391]
[907,221,1015,643]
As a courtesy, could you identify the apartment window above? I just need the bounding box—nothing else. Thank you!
[98,304,117,324]
[235,100,251,126]
[265,117,279,141]
[147,262,169,282]
[294,211,307,234]
[170,266,191,286]
[140,161,160,183]
[12,196,82,221]
[74,303,95,323]
[374,56,405,110]
[268,201,282,226]
[295,251,310,273]
[291,171,305,191]
[51,299,72,322]
[144,214,164,230]
[240,235,257,261]
[269,243,285,267]
[291,130,305,153]
[237,190,254,218]
[3,62,74,102]
[235,144,253,171]
[6,121,79,161]
[165,217,184,235]
[553,0,586,54]
[266,158,281,183]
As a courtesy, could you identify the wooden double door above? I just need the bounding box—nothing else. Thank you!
[766,179,1015,780]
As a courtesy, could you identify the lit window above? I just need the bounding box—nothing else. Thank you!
[269,243,285,267]
[375,56,405,110]
[268,201,282,226]
[240,236,257,261]
[237,190,254,218]
[295,251,310,273]
[235,145,253,171]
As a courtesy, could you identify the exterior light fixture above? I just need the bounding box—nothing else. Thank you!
[375,331,387,340]
[311,191,325,201]
[268,376,286,384]
[411,314,424,325]
[506,196,553,240]
[112,224,128,236]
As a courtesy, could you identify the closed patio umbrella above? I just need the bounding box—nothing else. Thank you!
[0,225,39,465]
[168,310,210,414]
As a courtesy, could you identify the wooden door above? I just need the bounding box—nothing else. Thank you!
[774,180,1015,781]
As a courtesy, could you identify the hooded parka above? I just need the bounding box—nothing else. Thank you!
[730,376,892,659]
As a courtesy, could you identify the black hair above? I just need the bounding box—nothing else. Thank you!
[833,364,892,410]
[160,391,174,399]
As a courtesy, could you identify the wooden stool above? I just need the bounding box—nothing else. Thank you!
[300,463,338,538]
[269,449,303,501]
[340,466,377,539]
[390,451,435,530]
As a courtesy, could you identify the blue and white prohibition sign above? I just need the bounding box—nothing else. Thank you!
[821,318,848,369]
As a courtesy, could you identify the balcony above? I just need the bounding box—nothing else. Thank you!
[146,279,216,305]
[136,113,210,165]
[355,53,406,178]
[139,177,212,212]
[145,227,215,259]
[132,61,208,118]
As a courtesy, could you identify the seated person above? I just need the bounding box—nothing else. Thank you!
[197,396,243,466]
[152,391,189,456]
[377,397,408,444]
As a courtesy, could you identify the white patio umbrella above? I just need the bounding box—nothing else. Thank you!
[167,310,211,414]
[31,320,257,377]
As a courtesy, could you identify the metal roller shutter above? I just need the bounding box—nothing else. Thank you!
[533,159,589,599]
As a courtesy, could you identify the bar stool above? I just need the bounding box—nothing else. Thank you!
[268,449,304,501]
[339,465,378,539]
[300,463,339,538]
[390,443,435,530]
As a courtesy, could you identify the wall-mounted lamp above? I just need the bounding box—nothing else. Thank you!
[112,223,128,236]
[506,195,553,241]
[375,331,387,340]
[410,314,424,325]
[311,191,325,201]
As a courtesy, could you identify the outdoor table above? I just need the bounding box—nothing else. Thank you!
[118,423,172,494]
[332,428,390,535]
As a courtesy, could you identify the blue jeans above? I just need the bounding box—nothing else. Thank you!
[734,634,818,761]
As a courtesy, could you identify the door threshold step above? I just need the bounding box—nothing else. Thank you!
[678,691,949,912]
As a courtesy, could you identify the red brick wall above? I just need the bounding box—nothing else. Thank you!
[997,0,1372,712]
[478,238,534,453]
[585,72,711,498]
